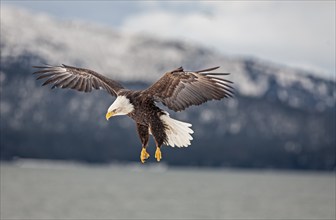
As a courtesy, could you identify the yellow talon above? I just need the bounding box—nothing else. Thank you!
[155,147,162,162]
[140,148,150,163]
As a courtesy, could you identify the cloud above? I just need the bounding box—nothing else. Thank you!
[2,1,334,75]
[121,1,335,75]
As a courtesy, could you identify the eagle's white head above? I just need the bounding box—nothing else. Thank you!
[106,96,134,120]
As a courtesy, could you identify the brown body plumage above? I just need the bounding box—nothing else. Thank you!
[33,64,233,163]
[120,90,168,150]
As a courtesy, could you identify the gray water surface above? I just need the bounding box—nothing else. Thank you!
[1,161,335,219]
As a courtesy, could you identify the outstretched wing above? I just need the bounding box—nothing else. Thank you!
[33,64,124,96]
[143,66,233,112]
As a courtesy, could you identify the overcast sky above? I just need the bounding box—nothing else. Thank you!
[2,1,335,77]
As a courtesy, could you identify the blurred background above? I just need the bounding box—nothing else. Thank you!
[1,1,335,219]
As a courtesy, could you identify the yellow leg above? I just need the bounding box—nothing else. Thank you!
[140,148,150,163]
[155,147,162,162]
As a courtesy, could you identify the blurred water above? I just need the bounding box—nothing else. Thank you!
[1,161,335,219]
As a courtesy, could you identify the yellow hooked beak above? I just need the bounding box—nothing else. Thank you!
[106,111,115,120]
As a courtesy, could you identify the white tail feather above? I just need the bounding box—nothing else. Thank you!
[160,113,194,147]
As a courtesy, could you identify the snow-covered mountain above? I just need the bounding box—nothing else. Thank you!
[1,6,335,169]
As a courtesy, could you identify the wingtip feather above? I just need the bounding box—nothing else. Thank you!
[195,66,220,73]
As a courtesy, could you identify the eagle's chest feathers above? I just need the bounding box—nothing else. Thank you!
[128,96,161,123]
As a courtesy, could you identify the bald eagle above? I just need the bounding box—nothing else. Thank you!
[33,65,233,163]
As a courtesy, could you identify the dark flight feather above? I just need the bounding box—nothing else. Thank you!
[142,66,233,112]
[33,64,124,96]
